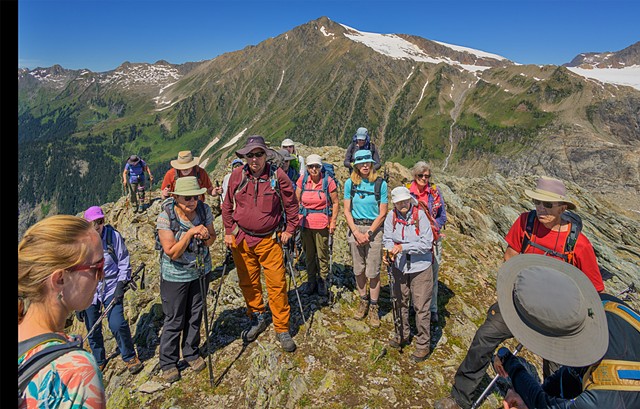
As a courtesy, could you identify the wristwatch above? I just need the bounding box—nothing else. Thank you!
[367,230,374,239]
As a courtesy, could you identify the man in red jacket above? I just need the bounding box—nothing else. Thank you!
[221,135,299,352]
[436,176,605,409]
[160,150,222,200]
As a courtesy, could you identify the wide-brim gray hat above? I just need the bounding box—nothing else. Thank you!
[524,176,576,210]
[497,254,608,367]
[277,148,295,161]
[168,176,207,196]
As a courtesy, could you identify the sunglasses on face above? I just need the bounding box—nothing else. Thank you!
[307,164,321,169]
[93,218,105,226]
[533,199,561,209]
[416,173,431,179]
[182,195,199,202]
[245,151,266,159]
[68,257,105,280]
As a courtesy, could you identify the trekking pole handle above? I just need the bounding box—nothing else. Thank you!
[471,343,523,409]
[127,262,146,291]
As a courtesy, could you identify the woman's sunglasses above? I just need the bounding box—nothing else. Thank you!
[416,173,431,179]
[67,257,105,280]
[245,151,266,159]
[307,164,321,169]
[181,195,199,202]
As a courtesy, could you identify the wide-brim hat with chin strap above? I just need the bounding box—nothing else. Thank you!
[524,176,576,210]
[170,150,199,170]
[236,135,269,157]
[497,254,608,367]
[168,176,207,196]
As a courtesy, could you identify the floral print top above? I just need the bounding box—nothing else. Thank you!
[18,333,106,409]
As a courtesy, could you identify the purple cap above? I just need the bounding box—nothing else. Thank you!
[84,206,105,222]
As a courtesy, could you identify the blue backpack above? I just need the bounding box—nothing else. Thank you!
[299,163,338,225]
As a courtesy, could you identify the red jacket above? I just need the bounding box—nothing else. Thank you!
[222,164,299,246]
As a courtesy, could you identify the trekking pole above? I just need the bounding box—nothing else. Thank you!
[384,250,403,348]
[616,282,636,299]
[195,240,215,388]
[83,262,145,343]
[283,240,306,326]
[327,233,335,305]
[208,248,233,338]
[471,343,524,409]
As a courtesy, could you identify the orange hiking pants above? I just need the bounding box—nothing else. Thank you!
[231,236,291,333]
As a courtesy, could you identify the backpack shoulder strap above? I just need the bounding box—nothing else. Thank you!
[18,334,83,397]
[374,177,383,205]
[104,224,118,262]
[195,201,208,226]
[561,211,582,253]
[521,210,538,253]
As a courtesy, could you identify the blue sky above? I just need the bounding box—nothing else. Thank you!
[18,0,639,72]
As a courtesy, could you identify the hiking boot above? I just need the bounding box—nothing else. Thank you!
[188,356,206,373]
[411,347,430,362]
[388,335,409,350]
[275,331,297,353]
[431,312,439,324]
[434,396,462,409]
[242,312,269,343]
[303,278,317,295]
[317,277,328,297]
[354,297,369,320]
[126,356,144,375]
[162,367,180,383]
[368,303,381,328]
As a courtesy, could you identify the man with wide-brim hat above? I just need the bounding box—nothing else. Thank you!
[221,135,300,353]
[122,154,154,213]
[161,150,222,200]
[435,176,604,409]
[492,254,639,409]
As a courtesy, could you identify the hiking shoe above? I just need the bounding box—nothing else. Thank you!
[242,312,269,342]
[303,279,317,295]
[162,367,181,383]
[411,347,430,362]
[275,331,297,353]
[188,356,206,373]
[317,277,328,297]
[126,356,144,375]
[98,362,106,372]
[434,396,462,409]
[354,297,369,320]
[431,312,439,324]
[368,303,381,328]
[388,335,409,350]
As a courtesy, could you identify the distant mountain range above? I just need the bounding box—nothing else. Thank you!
[17,16,640,235]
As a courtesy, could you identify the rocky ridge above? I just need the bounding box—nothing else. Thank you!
[67,145,640,409]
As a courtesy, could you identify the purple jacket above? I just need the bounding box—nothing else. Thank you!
[93,225,131,305]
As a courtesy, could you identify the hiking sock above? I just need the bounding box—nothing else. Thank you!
[360,294,370,302]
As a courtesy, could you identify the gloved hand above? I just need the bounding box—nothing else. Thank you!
[114,280,128,304]
[75,310,85,323]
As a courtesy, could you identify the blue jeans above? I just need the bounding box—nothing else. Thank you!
[81,295,137,365]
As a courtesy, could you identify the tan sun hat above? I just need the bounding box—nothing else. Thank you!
[170,150,199,170]
[497,254,608,367]
[524,176,576,210]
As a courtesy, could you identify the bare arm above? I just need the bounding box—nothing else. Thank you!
[504,245,519,261]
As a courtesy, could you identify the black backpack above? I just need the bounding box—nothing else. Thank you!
[154,198,209,263]
[521,210,582,265]
[18,333,84,405]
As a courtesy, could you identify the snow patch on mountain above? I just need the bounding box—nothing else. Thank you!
[340,24,499,72]
[432,40,508,61]
[218,128,248,152]
[101,63,181,88]
[320,26,334,37]
[566,65,640,91]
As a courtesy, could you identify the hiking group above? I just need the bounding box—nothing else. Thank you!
[18,128,639,408]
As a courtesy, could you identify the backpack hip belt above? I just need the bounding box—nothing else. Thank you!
[238,225,279,238]
[353,218,375,225]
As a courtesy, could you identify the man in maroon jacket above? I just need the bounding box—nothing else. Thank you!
[221,135,300,352]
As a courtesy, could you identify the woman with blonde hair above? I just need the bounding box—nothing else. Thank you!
[18,215,106,408]
[343,149,388,327]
